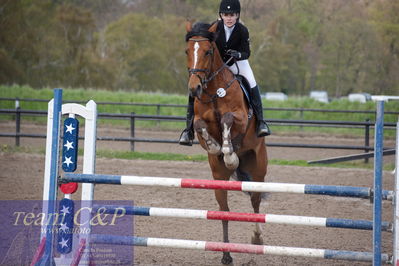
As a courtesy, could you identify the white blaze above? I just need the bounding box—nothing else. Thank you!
[193,42,199,69]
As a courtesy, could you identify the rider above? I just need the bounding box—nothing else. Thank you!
[179,0,271,146]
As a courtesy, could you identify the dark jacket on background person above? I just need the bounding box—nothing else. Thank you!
[215,20,251,66]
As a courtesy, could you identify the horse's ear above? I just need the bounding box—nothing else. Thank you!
[186,20,193,32]
[209,21,218,33]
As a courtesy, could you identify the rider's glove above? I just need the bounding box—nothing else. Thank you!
[226,49,241,59]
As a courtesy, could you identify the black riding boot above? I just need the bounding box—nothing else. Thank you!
[178,96,195,146]
[250,85,271,137]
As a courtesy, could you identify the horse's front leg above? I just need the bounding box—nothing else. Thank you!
[194,119,221,155]
[221,112,239,170]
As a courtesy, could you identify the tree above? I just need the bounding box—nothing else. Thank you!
[0,0,54,85]
[369,0,399,94]
[1,0,398,95]
[104,13,187,92]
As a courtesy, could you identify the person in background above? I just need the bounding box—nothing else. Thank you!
[179,0,271,146]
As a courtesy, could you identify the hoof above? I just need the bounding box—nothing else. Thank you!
[224,152,239,170]
[225,162,239,170]
[221,253,233,265]
[251,233,263,245]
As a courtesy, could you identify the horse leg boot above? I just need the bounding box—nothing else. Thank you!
[250,192,264,245]
[221,112,239,170]
[194,119,221,154]
[250,85,271,137]
[178,96,195,146]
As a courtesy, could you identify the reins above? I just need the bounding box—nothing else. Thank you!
[187,38,237,104]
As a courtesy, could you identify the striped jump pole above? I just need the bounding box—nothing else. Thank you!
[62,173,394,200]
[92,204,391,231]
[90,234,390,263]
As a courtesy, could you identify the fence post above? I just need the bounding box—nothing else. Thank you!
[156,104,161,127]
[364,118,370,163]
[15,99,20,146]
[130,112,135,151]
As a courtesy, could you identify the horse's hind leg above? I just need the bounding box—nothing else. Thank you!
[209,157,234,265]
[250,192,264,245]
[249,145,267,245]
[221,112,239,170]
[215,189,233,265]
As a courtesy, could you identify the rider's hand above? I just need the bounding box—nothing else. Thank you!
[226,49,241,59]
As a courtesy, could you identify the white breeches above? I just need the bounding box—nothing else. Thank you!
[228,60,257,88]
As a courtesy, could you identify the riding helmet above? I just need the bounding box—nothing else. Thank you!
[219,0,241,14]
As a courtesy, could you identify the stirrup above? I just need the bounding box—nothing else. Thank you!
[179,129,194,146]
[256,121,271,137]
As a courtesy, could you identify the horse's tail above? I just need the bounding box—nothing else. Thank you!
[235,166,251,182]
[232,167,268,200]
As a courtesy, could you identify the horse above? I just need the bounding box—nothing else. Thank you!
[185,21,268,264]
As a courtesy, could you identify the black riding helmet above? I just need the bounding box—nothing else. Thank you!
[219,0,241,14]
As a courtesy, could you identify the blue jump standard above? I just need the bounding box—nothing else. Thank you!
[37,89,63,266]
[373,100,385,266]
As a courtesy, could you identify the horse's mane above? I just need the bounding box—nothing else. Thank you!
[185,22,216,42]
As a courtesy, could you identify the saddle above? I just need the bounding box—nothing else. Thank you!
[235,75,253,119]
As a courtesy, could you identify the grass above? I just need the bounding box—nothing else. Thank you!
[1,144,394,171]
[0,85,396,171]
[96,149,208,162]
[1,85,398,137]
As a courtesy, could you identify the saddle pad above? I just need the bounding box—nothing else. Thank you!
[238,79,251,103]
[236,76,253,119]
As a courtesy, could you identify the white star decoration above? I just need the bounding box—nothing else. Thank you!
[59,222,69,233]
[64,140,74,151]
[65,124,75,134]
[59,237,69,248]
[63,156,73,167]
[60,205,70,215]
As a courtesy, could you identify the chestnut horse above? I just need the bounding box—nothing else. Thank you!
[185,21,268,264]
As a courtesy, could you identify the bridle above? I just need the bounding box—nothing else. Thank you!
[187,36,249,133]
[187,38,215,89]
[187,37,235,102]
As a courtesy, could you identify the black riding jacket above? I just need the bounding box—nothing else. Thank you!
[215,20,251,66]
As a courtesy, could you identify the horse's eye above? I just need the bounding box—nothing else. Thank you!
[205,50,213,56]
[185,49,188,55]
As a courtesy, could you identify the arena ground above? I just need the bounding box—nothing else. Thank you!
[0,121,396,265]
